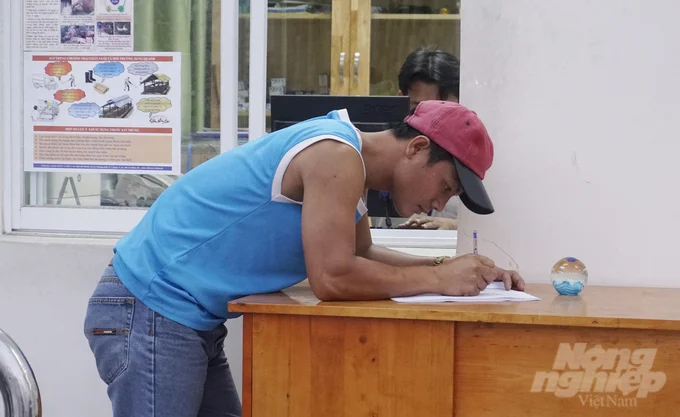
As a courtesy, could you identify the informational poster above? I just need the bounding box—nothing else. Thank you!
[24,52,182,174]
[24,0,134,52]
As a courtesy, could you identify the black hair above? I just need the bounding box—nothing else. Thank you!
[398,46,460,100]
[391,108,454,166]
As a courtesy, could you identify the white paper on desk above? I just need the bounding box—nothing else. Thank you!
[391,282,541,303]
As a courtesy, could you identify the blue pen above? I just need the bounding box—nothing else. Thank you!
[473,230,478,254]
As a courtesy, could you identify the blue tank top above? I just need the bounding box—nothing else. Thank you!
[112,109,366,331]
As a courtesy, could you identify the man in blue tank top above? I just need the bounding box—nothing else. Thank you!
[83,100,524,416]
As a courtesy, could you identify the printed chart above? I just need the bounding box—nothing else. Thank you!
[24,52,182,174]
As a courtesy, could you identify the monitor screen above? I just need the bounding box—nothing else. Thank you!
[270,94,409,133]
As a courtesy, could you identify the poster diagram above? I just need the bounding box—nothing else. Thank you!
[24,0,133,52]
[24,52,182,174]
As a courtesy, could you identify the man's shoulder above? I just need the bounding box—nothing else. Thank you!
[296,137,362,166]
[300,115,356,132]
[294,137,365,185]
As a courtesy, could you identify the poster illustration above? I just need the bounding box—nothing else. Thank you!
[24,52,182,174]
[24,0,134,52]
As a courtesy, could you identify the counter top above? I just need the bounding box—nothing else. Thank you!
[229,282,680,330]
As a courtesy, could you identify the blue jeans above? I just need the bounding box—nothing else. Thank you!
[83,264,241,417]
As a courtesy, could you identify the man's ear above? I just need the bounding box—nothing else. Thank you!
[397,90,403,96]
[405,135,431,158]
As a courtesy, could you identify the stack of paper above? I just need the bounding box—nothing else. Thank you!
[391,282,541,304]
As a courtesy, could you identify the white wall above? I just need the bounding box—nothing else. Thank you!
[0,0,6,235]
[0,238,118,417]
[457,0,680,288]
[0,236,246,417]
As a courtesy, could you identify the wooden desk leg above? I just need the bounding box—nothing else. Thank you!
[242,314,253,417]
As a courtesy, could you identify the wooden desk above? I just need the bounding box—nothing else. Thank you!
[229,283,680,416]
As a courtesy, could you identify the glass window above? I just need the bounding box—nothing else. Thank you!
[6,0,456,247]
[22,0,224,210]
[237,0,251,134]
[234,0,460,233]
[368,0,461,231]
[235,0,332,134]
[369,0,460,98]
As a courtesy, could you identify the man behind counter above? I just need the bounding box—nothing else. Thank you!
[387,46,463,230]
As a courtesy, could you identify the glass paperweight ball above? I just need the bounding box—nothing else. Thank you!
[550,257,588,295]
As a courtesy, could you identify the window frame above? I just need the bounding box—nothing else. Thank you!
[2,0,19,235]
[3,0,242,234]
[1,0,457,250]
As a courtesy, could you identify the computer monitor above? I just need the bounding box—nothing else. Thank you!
[270,95,408,219]
[270,94,409,134]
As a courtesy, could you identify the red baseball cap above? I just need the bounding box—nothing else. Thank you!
[404,100,495,215]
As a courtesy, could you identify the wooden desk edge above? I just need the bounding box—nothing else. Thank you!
[228,301,680,331]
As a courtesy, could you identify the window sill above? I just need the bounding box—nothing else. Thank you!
[370,229,457,249]
[0,232,119,247]
[0,229,457,249]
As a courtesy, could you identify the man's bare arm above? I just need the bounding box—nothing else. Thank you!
[355,214,438,267]
[299,140,443,301]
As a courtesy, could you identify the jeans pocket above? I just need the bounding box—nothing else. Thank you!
[84,297,135,384]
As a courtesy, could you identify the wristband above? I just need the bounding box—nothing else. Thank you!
[433,256,450,266]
